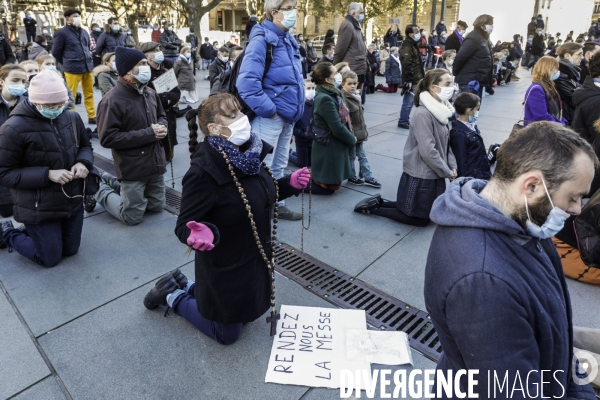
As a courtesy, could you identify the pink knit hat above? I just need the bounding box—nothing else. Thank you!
[28,70,68,104]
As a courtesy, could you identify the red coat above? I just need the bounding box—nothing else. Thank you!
[151,29,161,43]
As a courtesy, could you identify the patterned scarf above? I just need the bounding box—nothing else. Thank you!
[321,83,353,132]
[208,131,263,175]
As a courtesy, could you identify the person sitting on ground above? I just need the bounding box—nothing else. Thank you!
[208,46,230,95]
[143,93,310,345]
[494,51,512,86]
[555,42,583,125]
[0,70,93,265]
[310,62,356,195]
[92,52,117,97]
[355,69,457,226]
[342,71,381,188]
[376,46,401,93]
[174,46,198,104]
[94,47,168,226]
[138,41,181,162]
[424,121,599,399]
[28,35,48,61]
[524,56,567,126]
[449,92,491,180]
[289,80,315,168]
[37,55,75,109]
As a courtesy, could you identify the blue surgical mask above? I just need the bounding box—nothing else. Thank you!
[153,51,164,64]
[334,73,342,86]
[282,9,297,29]
[184,52,191,59]
[44,65,57,71]
[7,84,26,96]
[111,62,117,72]
[134,65,151,84]
[38,104,65,120]
[524,177,570,239]
[358,14,364,23]
[460,30,466,35]
[468,110,479,123]
[551,70,560,80]
[111,25,120,32]
[413,33,421,42]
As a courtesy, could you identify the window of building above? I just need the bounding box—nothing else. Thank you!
[595,1,600,14]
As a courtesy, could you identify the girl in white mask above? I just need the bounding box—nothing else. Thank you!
[355,69,457,227]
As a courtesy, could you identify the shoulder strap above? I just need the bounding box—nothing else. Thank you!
[69,111,79,150]
[520,84,538,121]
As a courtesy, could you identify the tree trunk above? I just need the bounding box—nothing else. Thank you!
[178,0,223,39]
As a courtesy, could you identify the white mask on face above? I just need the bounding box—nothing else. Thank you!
[434,85,454,101]
[72,17,82,26]
[219,115,252,146]
[524,177,570,239]
[485,25,494,34]
[305,89,316,101]
[447,59,454,66]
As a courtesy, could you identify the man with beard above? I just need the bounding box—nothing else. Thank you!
[424,122,598,399]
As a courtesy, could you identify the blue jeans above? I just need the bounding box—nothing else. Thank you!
[458,83,484,100]
[173,284,243,345]
[251,115,294,179]
[349,142,373,180]
[2,208,84,268]
[398,87,415,125]
[202,59,211,70]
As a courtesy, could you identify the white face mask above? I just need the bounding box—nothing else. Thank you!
[218,115,251,146]
[434,85,454,101]
[167,26,173,32]
[220,55,229,62]
[485,25,494,34]
[447,59,454,66]
[305,89,315,101]
[72,17,82,26]
[524,177,570,239]
[334,73,342,86]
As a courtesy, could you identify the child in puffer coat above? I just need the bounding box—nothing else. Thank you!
[341,71,381,188]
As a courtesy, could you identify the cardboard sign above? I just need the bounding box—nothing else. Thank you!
[265,305,371,388]
[152,69,178,94]
[346,330,413,365]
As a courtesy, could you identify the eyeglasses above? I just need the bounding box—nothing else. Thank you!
[277,6,297,12]
[40,102,67,110]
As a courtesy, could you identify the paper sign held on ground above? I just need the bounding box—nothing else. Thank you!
[152,69,178,94]
[346,330,413,366]
[265,305,371,388]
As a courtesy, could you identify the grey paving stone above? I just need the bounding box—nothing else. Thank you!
[357,225,437,312]
[302,350,436,400]
[363,101,404,116]
[0,290,50,399]
[566,279,600,330]
[279,186,414,277]
[12,376,66,400]
[340,152,405,202]
[364,112,398,130]
[38,270,331,400]
[0,211,191,336]
[365,131,408,161]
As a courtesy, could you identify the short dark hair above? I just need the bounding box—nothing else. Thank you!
[457,20,468,29]
[323,43,334,54]
[311,62,334,85]
[218,46,230,54]
[589,53,600,78]
[108,17,118,25]
[204,37,209,41]
[493,122,599,190]
[34,35,46,45]
[557,42,583,59]
[326,29,334,37]
[583,41,600,56]
[454,92,480,114]
[405,24,419,37]
[63,9,80,17]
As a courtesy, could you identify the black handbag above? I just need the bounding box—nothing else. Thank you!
[69,111,100,195]
[305,118,331,145]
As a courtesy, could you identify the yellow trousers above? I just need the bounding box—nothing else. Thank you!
[64,71,96,119]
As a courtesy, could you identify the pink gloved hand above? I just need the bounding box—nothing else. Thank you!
[290,167,311,189]
[186,221,215,251]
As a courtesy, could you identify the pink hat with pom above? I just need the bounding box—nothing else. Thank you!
[28,70,68,104]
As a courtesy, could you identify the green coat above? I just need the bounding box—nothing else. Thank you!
[311,85,356,184]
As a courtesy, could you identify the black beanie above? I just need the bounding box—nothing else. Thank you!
[115,46,146,77]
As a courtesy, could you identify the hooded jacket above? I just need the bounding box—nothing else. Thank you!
[556,60,582,124]
[237,20,305,124]
[425,178,597,400]
[27,44,47,61]
[93,64,118,96]
[0,103,93,224]
[572,75,600,155]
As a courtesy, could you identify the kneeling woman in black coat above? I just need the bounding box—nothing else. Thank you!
[143,93,310,345]
[0,70,93,267]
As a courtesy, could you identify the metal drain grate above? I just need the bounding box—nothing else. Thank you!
[93,152,442,362]
[273,243,442,362]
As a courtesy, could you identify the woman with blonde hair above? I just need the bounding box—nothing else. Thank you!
[37,55,76,109]
[524,56,567,126]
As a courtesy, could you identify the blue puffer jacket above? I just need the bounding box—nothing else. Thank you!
[237,20,304,124]
[52,25,94,73]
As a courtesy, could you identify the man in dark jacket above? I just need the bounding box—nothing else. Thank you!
[95,47,167,226]
[199,37,213,70]
[158,21,182,63]
[556,43,583,125]
[209,46,230,95]
[186,28,199,72]
[579,41,600,84]
[453,14,494,99]
[444,20,467,53]
[425,122,599,400]
[23,11,37,43]
[52,9,96,124]
[318,43,335,64]
[333,2,368,94]
[537,14,545,30]
[527,27,546,69]
[512,34,524,66]
[572,55,600,157]
[397,24,424,129]
[527,16,538,37]
[246,14,258,38]
[0,32,15,67]
[435,19,447,36]
[95,17,126,58]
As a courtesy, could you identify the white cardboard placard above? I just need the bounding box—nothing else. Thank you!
[346,330,413,366]
[151,68,178,94]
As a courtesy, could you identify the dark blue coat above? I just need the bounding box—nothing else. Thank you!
[449,120,491,180]
[52,25,94,73]
[237,20,304,124]
[95,31,126,57]
[384,54,402,85]
[426,178,597,400]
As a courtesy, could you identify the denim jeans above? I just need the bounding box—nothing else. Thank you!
[398,87,415,125]
[528,54,541,69]
[3,208,84,268]
[458,83,484,100]
[173,284,243,345]
[251,115,294,180]
[349,142,373,180]
[202,59,211,70]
